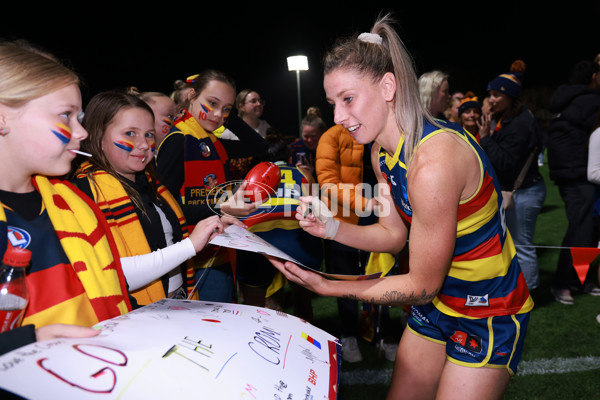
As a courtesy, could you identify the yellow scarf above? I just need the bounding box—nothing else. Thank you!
[24,176,131,327]
[75,162,197,304]
[161,110,231,271]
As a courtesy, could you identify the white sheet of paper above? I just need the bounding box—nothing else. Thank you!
[0,299,341,399]
[210,224,308,267]
[210,225,384,280]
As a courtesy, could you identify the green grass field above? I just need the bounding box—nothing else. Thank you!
[288,161,600,399]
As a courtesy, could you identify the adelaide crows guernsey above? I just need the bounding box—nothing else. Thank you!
[378,119,533,318]
[162,110,231,269]
[170,110,230,214]
[0,179,131,328]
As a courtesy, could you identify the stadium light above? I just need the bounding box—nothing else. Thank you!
[287,55,309,136]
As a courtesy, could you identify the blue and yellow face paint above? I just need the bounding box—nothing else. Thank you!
[52,123,72,144]
[200,103,213,114]
[114,139,134,152]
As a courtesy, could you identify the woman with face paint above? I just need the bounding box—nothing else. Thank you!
[0,40,132,354]
[72,90,227,306]
[156,69,259,303]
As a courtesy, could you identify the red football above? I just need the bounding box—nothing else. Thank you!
[243,162,281,202]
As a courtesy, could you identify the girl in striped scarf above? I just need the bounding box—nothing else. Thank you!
[73,90,226,306]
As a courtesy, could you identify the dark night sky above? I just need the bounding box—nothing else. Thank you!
[3,2,598,136]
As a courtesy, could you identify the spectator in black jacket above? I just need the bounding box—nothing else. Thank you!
[546,59,600,304]
[480,60,546,293]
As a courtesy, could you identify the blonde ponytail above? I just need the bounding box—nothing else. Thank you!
[323,13,439,167]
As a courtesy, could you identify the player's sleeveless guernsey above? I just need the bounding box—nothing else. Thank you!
[378,119,533,319]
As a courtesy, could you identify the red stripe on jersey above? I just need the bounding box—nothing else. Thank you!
[25,263,85,315]
[454,233,503,261]
[436,273,530,318]
[457,173,495,221]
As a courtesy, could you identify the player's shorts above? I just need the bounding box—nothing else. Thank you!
[407,303,530,375]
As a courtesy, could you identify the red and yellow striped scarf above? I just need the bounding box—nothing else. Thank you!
[164,110,231,270]
[75,162,197,304]
[168,109,229,165]
[15,176,132,327]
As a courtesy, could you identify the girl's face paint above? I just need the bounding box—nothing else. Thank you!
[52,122,72,144]
[147,95,177,146]
[200,103,212,115]
[0,85,86,191]
[113,139,134,152]
[188,80,235,133]
[102,107,155,181]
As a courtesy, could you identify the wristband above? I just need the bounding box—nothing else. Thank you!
[310,197,339,240]
[324,218,340,240]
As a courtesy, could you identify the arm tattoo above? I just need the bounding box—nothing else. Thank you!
[341,288,438,307]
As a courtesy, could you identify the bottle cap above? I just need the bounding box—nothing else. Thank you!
[2,246,32,267]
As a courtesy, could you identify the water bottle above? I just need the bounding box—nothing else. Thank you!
[0,246,31,333]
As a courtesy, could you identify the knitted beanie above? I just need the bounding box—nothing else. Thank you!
[458,91,481,116]
[487,60,526,99]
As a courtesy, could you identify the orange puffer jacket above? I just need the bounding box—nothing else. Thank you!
[316,125,368,225]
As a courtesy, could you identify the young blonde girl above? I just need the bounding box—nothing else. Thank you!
[0,40,131,351]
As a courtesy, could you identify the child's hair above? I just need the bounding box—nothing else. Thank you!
[322,13,436,166]
[301,106,327,134]
[0,39,79,108]
[170,79,189,106]
[80,90,160,214]
[182,69,236,110]
[265,134,291,163]
[128,86,170,106]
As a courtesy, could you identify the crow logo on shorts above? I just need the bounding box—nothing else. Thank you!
[450,330,482,354]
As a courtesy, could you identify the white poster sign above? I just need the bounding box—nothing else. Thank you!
[0,299,341,399]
